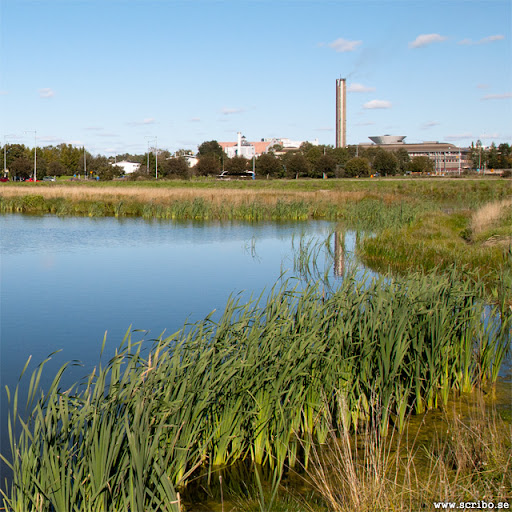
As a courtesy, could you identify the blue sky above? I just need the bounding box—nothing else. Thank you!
[1,0,510,156]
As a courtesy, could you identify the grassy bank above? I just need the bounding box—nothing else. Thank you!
[2,270,510,511]
[359,199,512,305]
[1,178,510,229]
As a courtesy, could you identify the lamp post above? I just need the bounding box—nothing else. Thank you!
[144,136,158,179]
[24,130,37,181]
[3,135,10,175]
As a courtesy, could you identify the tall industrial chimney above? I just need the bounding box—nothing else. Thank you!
[336,78,347,148]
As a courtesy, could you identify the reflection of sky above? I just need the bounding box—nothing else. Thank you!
[0,215,337,395]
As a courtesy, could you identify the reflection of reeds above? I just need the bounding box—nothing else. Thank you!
[2,268,508,511]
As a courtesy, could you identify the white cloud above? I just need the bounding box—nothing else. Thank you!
[190,117,201,122]
[458,34,504,45]
[127,118,156,126]
[477,83,490,89]
[221,107,245,115]
[481,92,512,100]
[327,38,362,53]
[421,121,440,129]
[445,133,473,141]
[97,132,119,138]
[347,83,375,93]
[315,127,334,131]
[38,136,62,143]
[363,99,392,109]
[0,90,8,95]
[355,121,376,126]
[409,33,448,48]
[39,88,55,98]
[480,132,500,139]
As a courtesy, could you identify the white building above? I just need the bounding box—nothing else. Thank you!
[219,133,320,159]
[114,161,141,174]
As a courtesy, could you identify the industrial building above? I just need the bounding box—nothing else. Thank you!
[359,136,472,174]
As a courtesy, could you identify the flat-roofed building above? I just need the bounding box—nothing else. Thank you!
[360,136,471,174]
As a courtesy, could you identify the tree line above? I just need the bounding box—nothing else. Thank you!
[2,140,511,181]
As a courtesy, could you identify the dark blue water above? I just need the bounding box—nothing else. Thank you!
[1,214,355,481]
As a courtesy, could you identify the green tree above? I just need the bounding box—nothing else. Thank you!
[305,146,322,170]
[256,153,283,177]
[314,154,337,178]
[283,153,310,178]
[224,156,249,174]
[344,157,371,177]
[487,143,500,169]
[48,160,66,176]
[60,144,81,175]
[395,148,410,174]
[372,149,398,175]
[10,156,33,179]
[498,143,511,168]
[197,140,224,159]
[408,156,434,174]
[195,155,220,176]
[161,156,190,179]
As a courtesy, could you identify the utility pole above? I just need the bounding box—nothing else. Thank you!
[24,130,37,181]
[145,136,158,179]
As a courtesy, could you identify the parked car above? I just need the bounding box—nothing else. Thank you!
[43,176,56,182]
[0,177,9,182]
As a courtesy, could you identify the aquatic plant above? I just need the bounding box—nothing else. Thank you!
[1,268,509,511]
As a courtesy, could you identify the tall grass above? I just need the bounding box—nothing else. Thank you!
[302,393,512,512]
[360,207,512,306]
[2,268,509,511]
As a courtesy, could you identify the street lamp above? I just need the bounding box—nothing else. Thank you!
[3,135,11,175]
[144,136,158,179]
[24,130,37,181]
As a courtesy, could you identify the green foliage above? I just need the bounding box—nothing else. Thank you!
[160,156,190,179]
[282,153,310,178]
[2,268,508,511]
[225,156,249,174]
[372,149,398,175]
[408,155,434,174]
[344,157,371,177]
[256,153,283,177]
[198,140,224,159]
[195,154,221,176]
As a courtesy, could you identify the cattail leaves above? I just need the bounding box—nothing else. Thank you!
[2,269,509,511]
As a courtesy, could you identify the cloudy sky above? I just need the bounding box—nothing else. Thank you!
[1,0,510,155]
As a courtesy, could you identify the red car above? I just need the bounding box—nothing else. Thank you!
[0,177,9,182]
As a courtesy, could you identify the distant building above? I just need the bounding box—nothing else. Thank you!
[218,133,320,159]
[359,136,471,174]
[182,155,199,167]
[114,161,141,174]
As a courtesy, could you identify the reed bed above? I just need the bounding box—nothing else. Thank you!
[0,186,431,230]
[2,269,509,511]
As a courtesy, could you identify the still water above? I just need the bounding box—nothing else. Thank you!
[1,214,352,477]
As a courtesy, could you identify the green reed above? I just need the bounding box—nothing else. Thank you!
[0,194,430,230]
[2,265,509,511]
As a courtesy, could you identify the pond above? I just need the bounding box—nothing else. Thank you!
[0,214,356,480]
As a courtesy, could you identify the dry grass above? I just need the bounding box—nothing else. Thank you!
[302,394,512,512]
[0,184,370,206]
[471,198,512,239]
